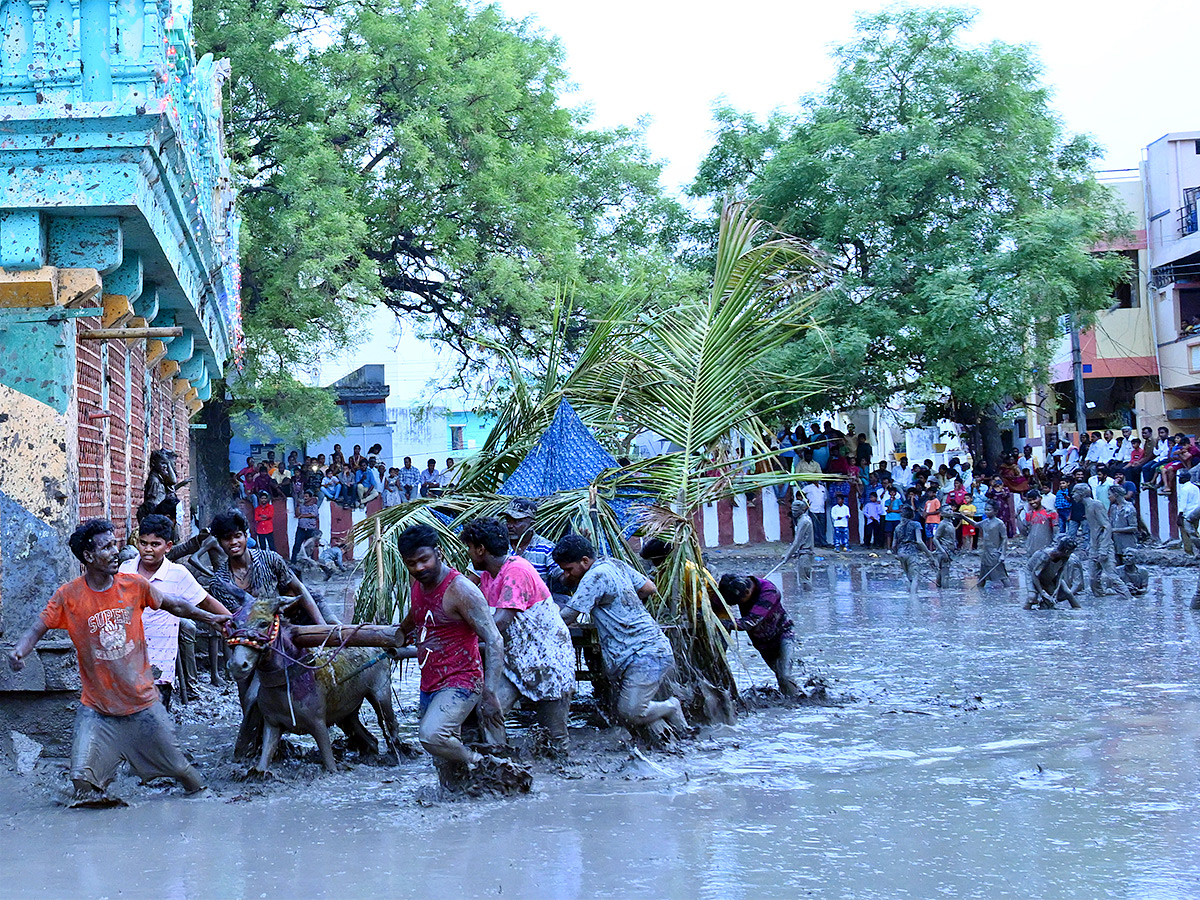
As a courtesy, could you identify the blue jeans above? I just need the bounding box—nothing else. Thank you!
[833,526,849,548]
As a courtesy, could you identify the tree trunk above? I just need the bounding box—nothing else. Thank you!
[192,384,234,531]
[978,403,1005,473]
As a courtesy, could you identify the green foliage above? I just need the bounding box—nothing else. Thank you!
[690,5,1128,422]
[228,371,345,450]
[195,0,692,425]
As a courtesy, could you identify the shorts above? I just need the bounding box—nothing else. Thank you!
[884,520,898,533]
[418,686,479,717]
[71,702,194,789]
[925,523,938,538]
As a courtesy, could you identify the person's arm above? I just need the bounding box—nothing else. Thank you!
[7,619,50,671]
[445,578,505,727]
[278,565,326,625]
[150,584,231,630]
[559,606,580,626]
[493,607,518,635]
[635,576,656,601]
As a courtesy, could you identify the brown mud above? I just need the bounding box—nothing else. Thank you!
[4,545,1200,898]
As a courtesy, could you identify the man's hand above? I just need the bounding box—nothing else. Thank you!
[8,649,25,673]
[201,612,233,632]
[477,687,503,729]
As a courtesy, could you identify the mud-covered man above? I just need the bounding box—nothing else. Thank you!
[716,574,800,696]
[1071,483,1132,600]
[783,497,816,590]
[553,535,689,739]
[1025,537,1082,609]
[977,503,1010,588]
[397,524,527,790]
[892,505,923,588]
[7,519,230,805]
[1108,484,1147,595]
[461,517,576,757]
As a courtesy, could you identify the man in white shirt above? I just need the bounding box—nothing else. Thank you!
[120,515,231,707]
[891,456,913,489]
[1177,471,1200,548]
[1085,431,1109,470]
[1055,441,1080,474]
[802,480,828,547]
[1111,427,1133,465]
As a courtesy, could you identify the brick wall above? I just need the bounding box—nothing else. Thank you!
[74,320,192,541]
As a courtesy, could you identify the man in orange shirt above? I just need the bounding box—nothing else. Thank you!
[7,519,231,806]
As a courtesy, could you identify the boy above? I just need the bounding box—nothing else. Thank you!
[922,488,942,549]
[7,519,230,804]
[716,574,799,696]
[118,514,232,708]
[830,495,851,550]
[253,490,276,553]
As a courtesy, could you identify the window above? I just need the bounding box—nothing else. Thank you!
[450,425,464,451]
[1181,187,1199,238]
[1179,287,1200,336]
[1111,249,1140,309]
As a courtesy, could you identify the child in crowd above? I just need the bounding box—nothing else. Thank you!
[922,488,942,549]
[830,495,851,550]
[253,490,275,553]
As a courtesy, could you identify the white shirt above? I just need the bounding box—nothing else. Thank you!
[830,504,851,527]
[803,481,827,513]
[1112,438,1132,464]
[1179,481,1200,519]
[1156,439,1172,462]
[1086,439,1111,463]
[1055,445,1080,474]
[118,557,207,684]
[891,464,912,488]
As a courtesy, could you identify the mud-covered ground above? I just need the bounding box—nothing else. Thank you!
[4,543,1200,899]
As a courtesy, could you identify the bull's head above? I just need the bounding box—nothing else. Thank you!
[220,580,286,681]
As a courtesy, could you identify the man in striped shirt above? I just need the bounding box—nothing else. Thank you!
[503,498,564,591]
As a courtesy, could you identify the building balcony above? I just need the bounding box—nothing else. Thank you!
[0,0,239,389]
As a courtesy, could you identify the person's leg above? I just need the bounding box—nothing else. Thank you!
[418,687,483,779]
[177,618,197,703]
[533,689,573,757]
[261,531,275,554]
[767,633,800,696]
[615,656,688,734]
[480,675,522,748]
[69,706,123,796]
[796,553,813,590]
[122,702,205,792]
[1099,553,1133,600]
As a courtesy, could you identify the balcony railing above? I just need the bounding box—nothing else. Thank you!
[1181,187,1200,239]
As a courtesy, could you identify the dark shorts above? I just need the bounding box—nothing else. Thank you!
[884,520,898,533]
[925,523,938,538]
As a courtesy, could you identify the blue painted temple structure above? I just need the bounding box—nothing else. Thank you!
[0,0,239,756]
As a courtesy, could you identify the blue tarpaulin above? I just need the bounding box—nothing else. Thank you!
[499,400,619,497]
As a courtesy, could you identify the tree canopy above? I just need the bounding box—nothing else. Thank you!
[194,0,693,443]
[690,6,1128,426]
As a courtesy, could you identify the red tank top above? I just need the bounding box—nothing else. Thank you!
[410,568,482,694]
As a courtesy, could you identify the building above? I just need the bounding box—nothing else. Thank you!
[1145,131,1200,430]
[1047,170,1160,433]
[0,1,238,756]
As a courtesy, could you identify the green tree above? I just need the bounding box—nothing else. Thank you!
[191,0,690,517]
[691,6,1127,459]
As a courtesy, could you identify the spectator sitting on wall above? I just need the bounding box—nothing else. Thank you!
[348,444,364,469]
[356,459,382,506]
[397,456,421,501]
[251,465,274,503]
[420,459,442,498]
[330,444,345,467]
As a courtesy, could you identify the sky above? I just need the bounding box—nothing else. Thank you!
[317,0,1200,397]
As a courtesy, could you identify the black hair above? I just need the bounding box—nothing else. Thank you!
[427,459,437,467]
[210,508,249,539]
[460,517,509,556]
[139,514,175,542]
[553,533,595,565]
[397,523,440,557]
[69,519,114,563]
[640,537,673,563]
[717,573,753,602]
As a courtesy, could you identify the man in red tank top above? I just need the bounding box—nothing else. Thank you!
[397,524,525,790]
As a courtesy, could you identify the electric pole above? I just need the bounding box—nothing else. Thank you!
[1070,312,1088,436]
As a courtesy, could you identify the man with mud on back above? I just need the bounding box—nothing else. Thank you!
[1025,537,1082,609]
[396,524,529,792]
[553,535,689,740]
[1071,483,1132,601]
[892,506,923,587]
[716,574,799,696]
[783,497,815,590]
[977,503,1010,587]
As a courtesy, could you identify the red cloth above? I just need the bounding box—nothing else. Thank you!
[254,504,274,535]
[40,574,160,716]
[411,568,482,694]
[479,556,550,611]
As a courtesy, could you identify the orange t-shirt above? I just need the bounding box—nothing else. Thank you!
[39,573,161,716]
[924,498,942,524]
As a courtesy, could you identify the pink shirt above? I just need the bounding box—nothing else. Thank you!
[479,556,550,612]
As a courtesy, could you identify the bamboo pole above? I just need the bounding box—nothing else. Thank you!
[289,624,414,651]
[79,327,183,340]
[373,516,385,604]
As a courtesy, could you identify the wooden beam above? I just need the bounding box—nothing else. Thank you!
[145,339,167,366]
[172,377,191,397]
[159,359,180,379]
[59,268,103,308]
[79,327,183,340]
[289,624,416,651]
[101,294,134,328]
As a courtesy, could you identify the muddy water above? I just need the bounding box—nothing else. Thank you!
[5,560,1200,899]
